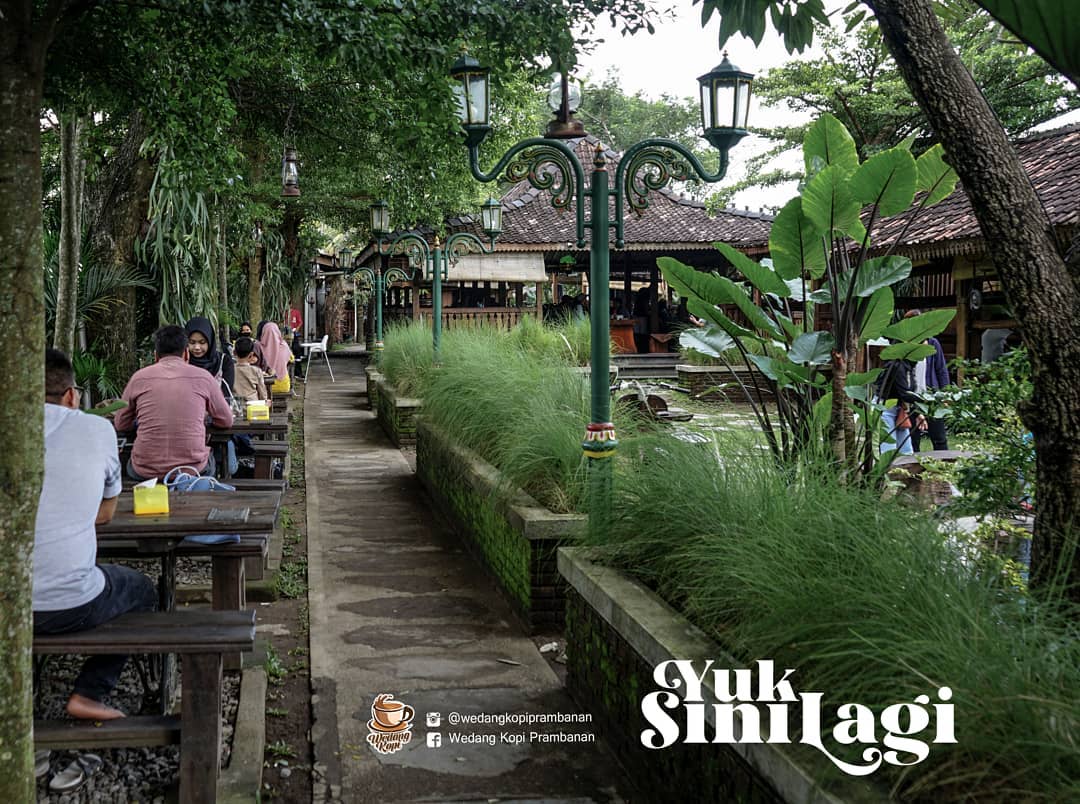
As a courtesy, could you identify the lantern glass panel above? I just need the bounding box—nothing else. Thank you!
[699,81,712,132]
[452,82,468,125]
[467,74,488,125]
[714,82,735,129]
[481,199,502,235]
[736,79,751,129]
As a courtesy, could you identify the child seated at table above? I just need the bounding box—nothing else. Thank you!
[232,336,269,403]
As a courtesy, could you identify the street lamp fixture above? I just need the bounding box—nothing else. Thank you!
[544,71,585,139]
[453,52,753,538]
[360,200,501,361]
[282,146,301,198]
[698,52,753,154]
[449,54,491,149]
[338,246,354,272]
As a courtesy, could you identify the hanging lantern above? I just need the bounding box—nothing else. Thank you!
[282,146,301,198]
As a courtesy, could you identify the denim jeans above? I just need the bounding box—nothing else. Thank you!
[33,564,158,701]
[880,405,914,455]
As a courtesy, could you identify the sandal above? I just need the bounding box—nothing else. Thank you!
[48,752,103,793]
[34,749,51,779]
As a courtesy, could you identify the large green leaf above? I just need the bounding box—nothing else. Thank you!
[678,326,735,359]
[816,256,910,305]
[850,148,917,217]
[747,354,814,389]
[974,1,1079,84]
[882,308,956,342]
[915,144,960,206]
[789,331,835,365]
[858,286,895,345]
[657,256,732,307]
[802,165,863,241]
[714,242,790,298]
[687,297,758,341]
[769,197,827,280]
[714,275,783,339]
[880,342,937,362]
[803,113,859,176]
[846,368,883,387]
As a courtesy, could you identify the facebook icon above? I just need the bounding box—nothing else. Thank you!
[426,732,442,748]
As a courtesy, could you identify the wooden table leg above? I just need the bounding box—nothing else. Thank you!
[253,454,272,479]
[180,652,222,804]
[211,557,245,670]
[160,554,177,714]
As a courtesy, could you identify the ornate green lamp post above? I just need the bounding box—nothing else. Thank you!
[451,53,753,536]
[361,198,503,361]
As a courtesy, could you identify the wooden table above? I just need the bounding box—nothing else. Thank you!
[98,490,282,610]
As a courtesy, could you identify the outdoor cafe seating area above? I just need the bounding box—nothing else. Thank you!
[33,377,295,802]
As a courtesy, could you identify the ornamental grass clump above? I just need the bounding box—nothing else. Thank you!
[582,433,1080,801]
[378,320,435,397]
[421,323,642,513]
[507,314,594,366]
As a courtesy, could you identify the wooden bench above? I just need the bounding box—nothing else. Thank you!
[122,477,286,493]
[34,609,255,804]
[251,442,288,480]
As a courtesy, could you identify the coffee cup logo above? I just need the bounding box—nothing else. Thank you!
[367,693,414,754]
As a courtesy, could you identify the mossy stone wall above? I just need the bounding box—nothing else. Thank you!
[416,420,583,632]
[374,377,421,447]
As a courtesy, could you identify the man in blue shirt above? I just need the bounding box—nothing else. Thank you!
[33,349,157,721]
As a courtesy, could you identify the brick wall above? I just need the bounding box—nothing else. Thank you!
[374,377,421,446]
[416,422,581,632]
[565,587,783,802]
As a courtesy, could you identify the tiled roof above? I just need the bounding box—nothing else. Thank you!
[870,124,1080,260]
[471,135,773,253]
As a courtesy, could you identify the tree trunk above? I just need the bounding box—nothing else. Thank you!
[248,240,263,324]
[0,20,48,800]
[85,112,155,380]
[54,113,83,355]
[216,212,229,349]
[829,348,849,465]
[871,0,1080,595]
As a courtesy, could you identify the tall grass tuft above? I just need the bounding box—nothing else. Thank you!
[581,434,1080,800]
[379,320,435,397]
[421,323,644,513]
[507,315,595,366]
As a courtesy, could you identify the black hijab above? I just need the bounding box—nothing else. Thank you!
[184,316,235,391]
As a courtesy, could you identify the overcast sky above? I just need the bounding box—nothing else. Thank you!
[576,1,841,210]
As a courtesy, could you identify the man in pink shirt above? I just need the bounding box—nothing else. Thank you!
[114,325,234,480]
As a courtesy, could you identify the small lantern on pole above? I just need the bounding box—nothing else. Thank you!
[282,146,301,197]
[480,197,502,238]
[369,199,391,238]
[697,52,754,154]
[338,246,354,272]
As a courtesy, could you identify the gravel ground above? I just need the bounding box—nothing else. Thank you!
[35,558,239,802]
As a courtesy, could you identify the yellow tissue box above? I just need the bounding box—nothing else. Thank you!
[270,375,290,395]
[133,482,169,516]
[246,400,270,421]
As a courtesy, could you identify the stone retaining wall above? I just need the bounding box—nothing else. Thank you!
[416,420,585,632]
[374,376,421,447]
[364,366,382,412]
[677,364,775,405]
[560,548,878,804]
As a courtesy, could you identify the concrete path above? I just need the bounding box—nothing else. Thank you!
[306,354,628,803]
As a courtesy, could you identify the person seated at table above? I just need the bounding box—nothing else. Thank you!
[114,324,234,480]
[234,321,268,371]
[185,316,235,396]
[232,336,269,402]
[34,349,158,721]
[257,320,292,392]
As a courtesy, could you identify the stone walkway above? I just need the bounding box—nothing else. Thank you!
[306,353,628,803]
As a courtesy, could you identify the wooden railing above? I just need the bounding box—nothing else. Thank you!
[429,307,535,330]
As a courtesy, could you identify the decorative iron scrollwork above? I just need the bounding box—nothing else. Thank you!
[504,144,577,211]
[622,146,692,217]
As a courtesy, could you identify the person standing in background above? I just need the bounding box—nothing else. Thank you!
[905,309,950,451]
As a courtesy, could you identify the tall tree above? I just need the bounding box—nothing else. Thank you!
[698,0,1080,596]
[53,113,84,355]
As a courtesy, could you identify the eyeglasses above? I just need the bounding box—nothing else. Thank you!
[46,384,84,397]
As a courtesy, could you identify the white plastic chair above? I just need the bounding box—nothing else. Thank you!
[300,334,334,382]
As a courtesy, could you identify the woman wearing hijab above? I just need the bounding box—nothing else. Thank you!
[184,316,235,394]
[257,320,292,393]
